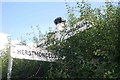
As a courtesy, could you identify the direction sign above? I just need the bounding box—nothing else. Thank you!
[10,44,59,62]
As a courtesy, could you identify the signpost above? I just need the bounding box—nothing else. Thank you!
[7,44,60,80]
[7,17,92,80]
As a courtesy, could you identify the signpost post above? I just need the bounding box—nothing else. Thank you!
[7,56,13,80]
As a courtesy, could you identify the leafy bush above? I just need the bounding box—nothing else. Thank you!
[46,1,120,78]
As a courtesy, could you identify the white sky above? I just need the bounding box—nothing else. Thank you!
[0,33,9,50]
[0,32,36,50]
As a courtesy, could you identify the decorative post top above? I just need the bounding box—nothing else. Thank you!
[54,17,66,31]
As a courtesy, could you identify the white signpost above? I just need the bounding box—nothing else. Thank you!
[7,18,92,80]
[7,44,60,80]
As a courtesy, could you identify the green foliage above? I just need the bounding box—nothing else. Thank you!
[1,48,9,79]
[45,1,120,79]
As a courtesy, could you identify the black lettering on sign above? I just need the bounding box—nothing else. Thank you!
[51,53,54,59]
[16,49,59,59]
[50,53,52,58]
[41,52,45,58]
[54,54,58,58]
[25,50,27,55]
[45,53,48,58]
[37,51,42,57]
[22,50,24,55]
[50,53,53,58]
[39,51,42,57]
[32,51,42,57]
[28,51,32,56]
[53,54,56,58]
[17,50,21,54]
[32,51,35,56]
[47,52,50,58]
[51,53,55,59]
[45,52,58,59]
